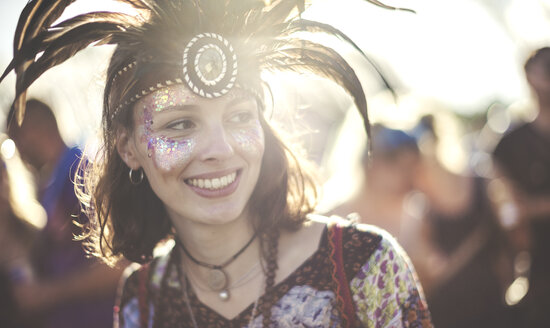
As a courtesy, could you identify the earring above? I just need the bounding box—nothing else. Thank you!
[129,168,144,185]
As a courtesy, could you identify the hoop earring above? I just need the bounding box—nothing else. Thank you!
[129,168,144,185]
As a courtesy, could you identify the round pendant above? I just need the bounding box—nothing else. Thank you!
[207,269,228,291]
[219,290,230,301]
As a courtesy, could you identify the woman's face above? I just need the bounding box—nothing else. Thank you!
[120,85,265,226]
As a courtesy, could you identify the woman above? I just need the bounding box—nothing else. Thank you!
[1,0,432,327]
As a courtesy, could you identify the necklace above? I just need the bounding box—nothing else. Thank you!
[175,251,261,328]
[185,261,262,294]
[177,233,257,301]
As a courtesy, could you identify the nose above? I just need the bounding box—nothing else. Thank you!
[199,124,234,162]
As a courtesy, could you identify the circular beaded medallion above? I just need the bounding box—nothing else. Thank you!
[182,33,238,98]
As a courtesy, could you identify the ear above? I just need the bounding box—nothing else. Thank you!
[116,129,142,170]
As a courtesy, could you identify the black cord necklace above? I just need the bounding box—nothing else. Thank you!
[177,233,257,301]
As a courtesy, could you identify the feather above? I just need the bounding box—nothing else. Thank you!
[1,12,135,84]
[285,19,396,98]
[244,0,302,36]
[261,40,371,140]
[114,0,155,10]
[14,22,125,102]
[364,0,415,13]
[12,0,76,124]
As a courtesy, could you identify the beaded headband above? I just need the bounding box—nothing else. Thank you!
[110,32,239,121]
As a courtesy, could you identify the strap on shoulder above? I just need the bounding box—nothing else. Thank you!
[328,223,357,328]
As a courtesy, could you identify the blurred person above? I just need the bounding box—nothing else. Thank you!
[411,117,514,328]
[492,47,550,326]
[0,134,43,327]
[330,124,420,245]
[0,1,434,327]
[333,120,514,327]
[6,100,123,328]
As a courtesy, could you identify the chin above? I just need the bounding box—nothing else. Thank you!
[193,205,249,226]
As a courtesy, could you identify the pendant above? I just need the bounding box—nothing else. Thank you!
[219,289,230,301]
[207,268,228,291]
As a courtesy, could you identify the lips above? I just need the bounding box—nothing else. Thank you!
[184,169,241,198]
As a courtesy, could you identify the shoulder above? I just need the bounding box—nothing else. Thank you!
[115,252,173,328]
[118,251,172,300]
[309,214,390,277]
[311,215,432,326]
[347,227,432,326]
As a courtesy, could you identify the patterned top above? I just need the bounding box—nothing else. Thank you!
[115,220,432,327]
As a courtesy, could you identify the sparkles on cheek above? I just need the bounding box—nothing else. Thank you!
[230,122,263,153]
[148,136,196,171]
[139,90,197,171]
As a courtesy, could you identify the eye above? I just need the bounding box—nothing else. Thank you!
[228,111,254,124]
[165,119,196,130]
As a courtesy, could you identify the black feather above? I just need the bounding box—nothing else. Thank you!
[12,0,76,124]
[261,39,370,141]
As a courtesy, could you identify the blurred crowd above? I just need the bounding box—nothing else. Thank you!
[0,100,122,327]
[0,29,548,328]
[330,47,550,327]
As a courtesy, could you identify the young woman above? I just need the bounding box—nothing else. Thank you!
[1,0,432,327]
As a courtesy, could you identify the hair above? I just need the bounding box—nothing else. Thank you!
[6,99,59,137]
[524,47,550,75]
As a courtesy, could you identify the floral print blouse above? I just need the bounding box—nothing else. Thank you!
[115,220,432,327]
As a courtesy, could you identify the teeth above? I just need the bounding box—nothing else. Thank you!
[187,172,237,190]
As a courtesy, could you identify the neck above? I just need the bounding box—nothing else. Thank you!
[171,209,257,267]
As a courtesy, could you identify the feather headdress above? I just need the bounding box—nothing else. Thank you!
[1,0,411,139]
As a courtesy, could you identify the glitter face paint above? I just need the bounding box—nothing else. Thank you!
[137,85,263,172]
[229,123,263,154]
[141,88,197,171]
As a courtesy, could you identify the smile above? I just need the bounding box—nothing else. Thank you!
[184,169,242,199]
[186,171,237,190]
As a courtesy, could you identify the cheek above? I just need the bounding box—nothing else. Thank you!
[148,136,197,171]
[139,107,197,172]
[229,121,264,155]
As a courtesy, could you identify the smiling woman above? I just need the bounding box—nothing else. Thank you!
[0,0,432,327]
[119,85,265,227]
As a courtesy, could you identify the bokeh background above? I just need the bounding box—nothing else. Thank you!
[1,1,549,327]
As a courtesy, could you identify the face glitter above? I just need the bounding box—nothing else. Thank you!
[150,88,195,112]
[148,136,197,171]
[140,88,198,171]
[230,122,263,154]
